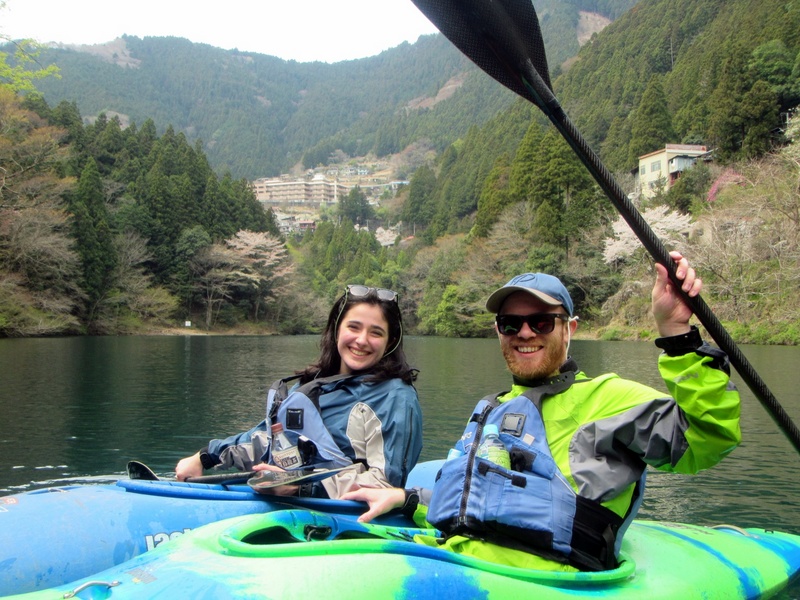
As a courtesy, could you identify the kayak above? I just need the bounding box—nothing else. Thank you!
[0,464,429,596]
[4,508,800,599]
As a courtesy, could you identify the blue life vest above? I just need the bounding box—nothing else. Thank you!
[266,374,354,470]
[426,377,636,571]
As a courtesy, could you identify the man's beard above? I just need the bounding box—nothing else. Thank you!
[501,339,565,380]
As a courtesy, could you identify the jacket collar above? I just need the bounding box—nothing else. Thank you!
[511,356,579,388]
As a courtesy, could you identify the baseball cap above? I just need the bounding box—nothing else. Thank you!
[485,273,574,316]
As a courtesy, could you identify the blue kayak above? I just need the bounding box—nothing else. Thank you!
[0,469,423,596]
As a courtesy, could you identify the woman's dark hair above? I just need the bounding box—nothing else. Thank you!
[298,291,416,385]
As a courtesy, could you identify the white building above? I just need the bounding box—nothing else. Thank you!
[252,174,348,209]
[635,144,709,199]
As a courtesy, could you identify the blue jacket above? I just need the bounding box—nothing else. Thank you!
[208,375,423,497]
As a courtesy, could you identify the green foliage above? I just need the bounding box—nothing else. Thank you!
[0,37,60,93]
[473,153,511,237]
[1,86,288,335]
[557,0,800,168]
[338,186,374,225]
[740,80,780,157]
[428,284,489,337]
[70,158,118,325]
[293,219,391,303]
[401,164,437,229]
[666,162,712,212]
[749,39,800,111]
[628,75,675,163]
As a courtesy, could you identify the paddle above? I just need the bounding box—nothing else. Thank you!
[247,465,354,490]
[126,460,255,484]
[409,0,800,455]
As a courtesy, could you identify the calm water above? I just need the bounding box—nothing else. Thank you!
[2,335,800,547]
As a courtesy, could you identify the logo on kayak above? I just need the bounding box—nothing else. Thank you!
[0,497,19,511]
[145,528,191,551]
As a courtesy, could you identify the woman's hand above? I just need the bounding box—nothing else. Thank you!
[250,463,299,496]
[175,453,204,481]
[339,487,406,522]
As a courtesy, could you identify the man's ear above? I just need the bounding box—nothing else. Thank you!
[569,316,579,335]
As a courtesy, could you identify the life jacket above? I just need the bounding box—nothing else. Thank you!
[265,374,354,470]
[426,376,641,572]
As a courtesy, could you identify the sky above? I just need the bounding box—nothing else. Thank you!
[1,0,440,63]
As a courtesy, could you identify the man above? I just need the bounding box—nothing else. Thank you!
[342,252,741,572]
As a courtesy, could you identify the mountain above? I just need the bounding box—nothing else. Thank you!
[30,34,508,180]
[24,0,636,181]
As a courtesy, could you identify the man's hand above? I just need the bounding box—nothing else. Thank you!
[652,250,702,338]
[339,487,406,523]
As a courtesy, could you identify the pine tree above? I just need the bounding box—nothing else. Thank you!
[401,165,437,231]
[629,75,676,164]
[508,123,544,203]
[339,186,374,225]
[707,47,752,160]
[473,153,511,237]
[71,157,118,324]
[740,80,779,158]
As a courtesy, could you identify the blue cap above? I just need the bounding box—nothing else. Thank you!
[485,273,574,316]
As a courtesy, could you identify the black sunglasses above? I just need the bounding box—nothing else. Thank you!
[496,313,570,336]
[346,285,398,303]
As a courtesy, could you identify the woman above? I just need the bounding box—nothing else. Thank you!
[175,285,422,499]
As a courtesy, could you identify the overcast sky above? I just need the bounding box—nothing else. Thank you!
[1,0,440,63]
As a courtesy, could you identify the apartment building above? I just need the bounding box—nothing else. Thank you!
[252,173,348,209]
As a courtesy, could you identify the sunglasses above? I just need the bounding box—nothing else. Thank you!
[346,285,398,303]
[495,313,570,336]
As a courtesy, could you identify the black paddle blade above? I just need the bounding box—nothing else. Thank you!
[411,0,551,104]
[127,460,159,481]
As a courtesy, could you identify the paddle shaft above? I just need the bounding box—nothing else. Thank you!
[127,460,255,484]
[408,0,800,455]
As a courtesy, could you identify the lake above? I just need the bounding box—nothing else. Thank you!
[2,334,800,547]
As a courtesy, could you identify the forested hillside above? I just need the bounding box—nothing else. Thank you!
[2,0,798,343]
[398,0,800,246]
[556,0,800,171]
[0,90,288,335]
[27,34,510,180]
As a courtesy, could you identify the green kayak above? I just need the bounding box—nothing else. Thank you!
[7,509,800,599]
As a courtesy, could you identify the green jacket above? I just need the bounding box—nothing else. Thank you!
[498,327,741,520]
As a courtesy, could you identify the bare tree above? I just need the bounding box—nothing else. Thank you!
[190,243,249,330]
[224,230,294,321]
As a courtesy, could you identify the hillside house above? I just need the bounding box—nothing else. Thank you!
[635,144,710,200]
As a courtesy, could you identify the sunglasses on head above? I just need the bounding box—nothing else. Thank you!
[495,313,570,336]
[346,285,398,303]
